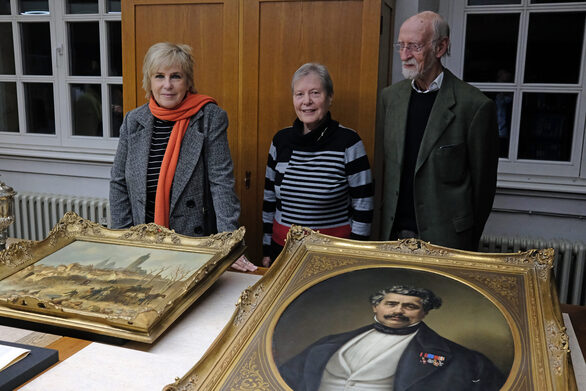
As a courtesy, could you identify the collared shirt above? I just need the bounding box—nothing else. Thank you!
[411,71,444,93]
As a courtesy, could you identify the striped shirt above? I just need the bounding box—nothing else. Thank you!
[262,114,374,255]
[145,118,174,223]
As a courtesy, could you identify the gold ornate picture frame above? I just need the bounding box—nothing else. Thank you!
[165,226,576,390]
[0,212,245,343]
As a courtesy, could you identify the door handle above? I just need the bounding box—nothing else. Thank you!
[244,171,251,189]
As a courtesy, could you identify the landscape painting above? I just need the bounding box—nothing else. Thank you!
[0,241,213,321]
[0,212,246,342]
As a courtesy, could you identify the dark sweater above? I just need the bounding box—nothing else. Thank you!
[394,89,439,233]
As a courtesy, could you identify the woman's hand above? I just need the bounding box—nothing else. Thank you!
[262,256,271,268]
[231,255,258,272]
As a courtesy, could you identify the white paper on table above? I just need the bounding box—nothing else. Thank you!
[0,344,30,372]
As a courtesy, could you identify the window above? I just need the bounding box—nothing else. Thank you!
[448,1,586,192]
[0,0,122,156]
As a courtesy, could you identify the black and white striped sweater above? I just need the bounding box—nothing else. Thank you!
[262,114,374,256]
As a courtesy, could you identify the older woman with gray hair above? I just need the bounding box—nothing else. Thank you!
[110,42,255,271]
[262,63,374,266]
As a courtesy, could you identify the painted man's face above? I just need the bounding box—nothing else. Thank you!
[372,293,427,328]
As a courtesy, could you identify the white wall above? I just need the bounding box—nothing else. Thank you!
[0,156,110,199]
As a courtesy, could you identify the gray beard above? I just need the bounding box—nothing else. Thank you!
[402,67,419,80]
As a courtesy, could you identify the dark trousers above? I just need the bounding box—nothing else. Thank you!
[268,240,284,266]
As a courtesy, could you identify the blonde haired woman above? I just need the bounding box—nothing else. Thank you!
[110,42,255,271]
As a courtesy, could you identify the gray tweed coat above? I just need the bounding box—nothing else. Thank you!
[109,102,240,236]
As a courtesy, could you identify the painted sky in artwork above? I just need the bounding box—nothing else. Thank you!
[37,240,213,279]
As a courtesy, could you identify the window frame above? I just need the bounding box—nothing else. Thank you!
[447,1,586,193]
[0,0,122,160]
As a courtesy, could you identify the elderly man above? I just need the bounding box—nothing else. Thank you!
[278,285,505,391]
[379,11,499,251]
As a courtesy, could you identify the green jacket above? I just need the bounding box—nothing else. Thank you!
[379,69,498,251]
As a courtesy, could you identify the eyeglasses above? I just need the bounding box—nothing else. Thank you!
[393,41,433,53]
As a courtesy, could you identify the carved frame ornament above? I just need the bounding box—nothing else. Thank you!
[165,226,575,391]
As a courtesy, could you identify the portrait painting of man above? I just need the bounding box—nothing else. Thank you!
[272,268,513,391]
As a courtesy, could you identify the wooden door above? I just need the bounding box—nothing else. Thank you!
[372,0,395,236]
[239,0,382,262]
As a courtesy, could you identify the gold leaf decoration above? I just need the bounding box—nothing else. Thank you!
[300,255,356,279]
[504,249,553,281]
[163,375,199,391]
[228,352,271,391]
[234,284,265,326]
[199,228,246,250]
[120,223,182,244]
[48,212,104,245]
[379,239,448,256]
[544,319,570,376]
[459,272,520,307]
[287,225,313,242]
[0,239,35,267]
[282,226,313,257]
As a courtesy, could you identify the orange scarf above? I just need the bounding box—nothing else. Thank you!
[149,92,216,228]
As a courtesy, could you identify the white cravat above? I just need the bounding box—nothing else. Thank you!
[319,329,418,391]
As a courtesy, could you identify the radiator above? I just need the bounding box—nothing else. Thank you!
[7,192,110,242]
[480,235,586,306]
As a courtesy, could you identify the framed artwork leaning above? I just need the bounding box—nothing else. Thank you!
[164,226,576,390]
[0,212,245,343]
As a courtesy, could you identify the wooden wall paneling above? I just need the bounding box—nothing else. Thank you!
[121,0,137,113]
[239,0,382,261]
[358,0,384,159]
[372,0,395,239]
[239,0,262,262]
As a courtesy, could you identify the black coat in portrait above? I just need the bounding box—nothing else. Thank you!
[278,322,506,391]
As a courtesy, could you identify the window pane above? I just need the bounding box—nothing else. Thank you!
[19,0,49,14]
[0,23,15,74]
[66,0,98,14]
[524,12,585,84]
[24,83,54,134]
[71,84,102,136]
[518,93,576,161]
[0,1,10,14]
[468,0,520,4]
[485,91,513,159]
[107,21,121,76]
[109,84,122,137]
[68,22,100,76]
[21,22,52,75]
[0,82,19,132]
[107,0,120,13]
[464,14,519,82]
